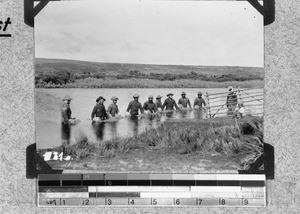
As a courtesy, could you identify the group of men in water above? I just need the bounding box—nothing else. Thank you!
[90,91,207,122]
[61,86,241,124]
[61,91,207,124]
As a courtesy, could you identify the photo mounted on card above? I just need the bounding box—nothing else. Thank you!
[35,0,264,173]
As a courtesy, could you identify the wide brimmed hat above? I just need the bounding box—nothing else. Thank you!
[96,96,106,102]
[156,95,162,99]
[148,95,153,99]
[62,95,72,101]
[133,94,139,98]
[111,97,119,101]
[167,93,174,96]
[228,86,234,91]
[197,91,202,95]
[181,92,186,95]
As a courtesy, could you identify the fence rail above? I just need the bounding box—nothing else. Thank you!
[205,88,263,118]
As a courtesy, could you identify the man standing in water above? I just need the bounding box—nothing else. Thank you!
[107,97,119,118]
[162,93,179,110]
[226,86,238,116]
[193,92,206,119]
[61,95,74,124]
[61,95,74,146]
[178,92,192,109]
[126,94,144,118]
[155,95,163,111]
[91,96,109,122]
[143,95,157,113]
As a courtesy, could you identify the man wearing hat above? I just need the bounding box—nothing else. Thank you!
[61,95,74,124]
[193,92,207,119]
[193,92,206,109]
[226,86,238,116]
[178,92,191,109]
[126,94,144,118]
[143,95,157,113]
[155,95,163,111]
[107,97,119,118]
[91,96,109,122]
[162,93,179,111]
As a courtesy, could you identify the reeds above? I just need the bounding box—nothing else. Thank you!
[42,116,263,169]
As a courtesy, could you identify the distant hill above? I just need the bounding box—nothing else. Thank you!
[35,58,264,88]
[35,58,264,77]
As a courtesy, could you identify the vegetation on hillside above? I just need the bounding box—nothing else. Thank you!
[35,58,264,88]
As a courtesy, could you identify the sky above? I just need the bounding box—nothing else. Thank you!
[35,0,264,67]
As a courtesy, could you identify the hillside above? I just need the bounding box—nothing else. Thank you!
[35,58,264,88]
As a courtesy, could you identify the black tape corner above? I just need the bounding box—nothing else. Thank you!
[239,143,274,180]
[26,143,62,179]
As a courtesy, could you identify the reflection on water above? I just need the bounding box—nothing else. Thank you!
[61,123,71,145]
[59,109,205,149]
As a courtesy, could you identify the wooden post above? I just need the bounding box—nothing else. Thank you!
[205,92,211,118]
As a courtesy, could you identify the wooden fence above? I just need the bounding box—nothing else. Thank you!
[205,88,264,118]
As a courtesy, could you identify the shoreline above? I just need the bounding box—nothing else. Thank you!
[36,79,263,89]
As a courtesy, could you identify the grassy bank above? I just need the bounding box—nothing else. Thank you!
[36,78,263,88]
[35,58,264,88]
[39,116,263,170]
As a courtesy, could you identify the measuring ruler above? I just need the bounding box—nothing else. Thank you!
[38,173,266,207]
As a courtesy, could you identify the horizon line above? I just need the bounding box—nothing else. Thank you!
[35,57,264,69]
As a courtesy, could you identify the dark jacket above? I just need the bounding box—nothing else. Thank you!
[143,101,157,113]
[194,97,206,108]
[156,100,163,109]
[226,92,238,107]
[107,103,119,117]
[178,97,191,108]
[162,98,179,110]
[127,100,143,116]
[91,103,108,120]
[61,103,72,124]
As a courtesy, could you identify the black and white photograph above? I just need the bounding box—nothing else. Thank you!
[35,0,264,173]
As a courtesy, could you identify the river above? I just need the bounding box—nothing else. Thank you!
[35,88,263,149]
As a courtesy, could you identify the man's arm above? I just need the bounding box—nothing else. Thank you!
[162,99,167,110]
[174,100,179,110]
[104,107,109,119]
[91,106,97,120]
[139,103,144,114]
[143,102,148,111]
[193,98,197,108]
[188,99,192,108]
[106,105,112,114]
[126,102,131,112]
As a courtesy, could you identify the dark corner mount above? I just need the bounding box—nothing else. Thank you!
[24,0,275,28]
[26,143,62,179]
[24,0,50,28]
[239,143,274,180]
[247,0,275,26]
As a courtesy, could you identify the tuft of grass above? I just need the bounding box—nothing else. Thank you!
[56,131,98,159]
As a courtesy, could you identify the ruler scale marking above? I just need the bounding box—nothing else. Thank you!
[38,173,266,207]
